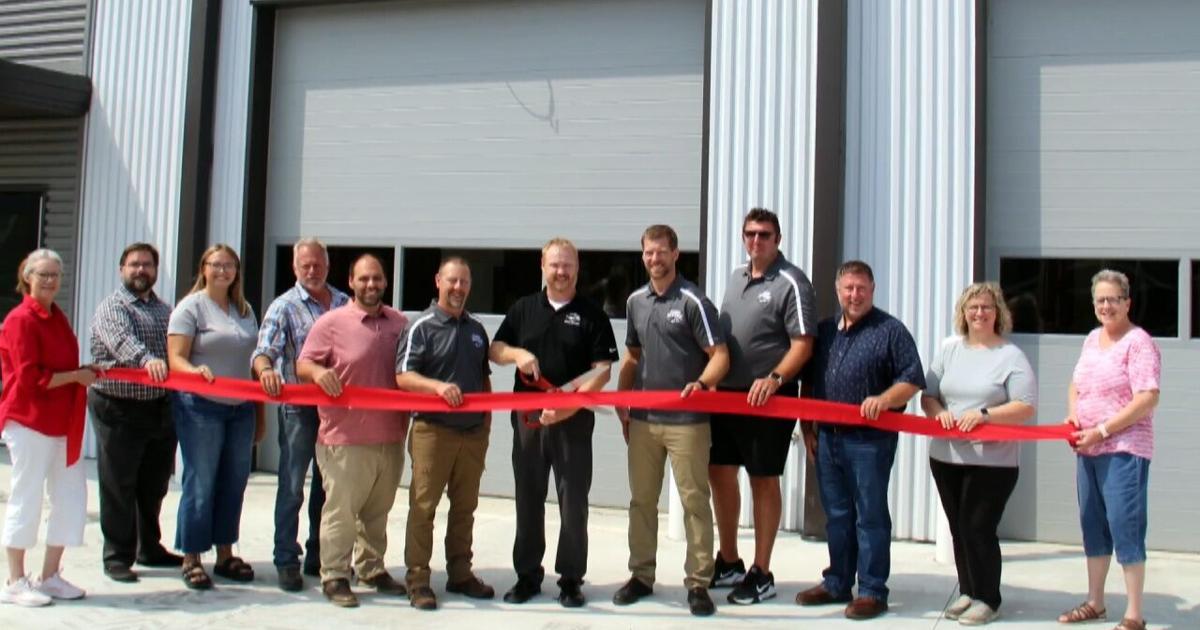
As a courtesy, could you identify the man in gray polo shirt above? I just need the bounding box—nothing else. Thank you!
[711,208,817,605]
[613,224,729,617]
[395,256,494,611]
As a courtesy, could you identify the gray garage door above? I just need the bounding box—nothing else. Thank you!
[986,0,1200,552]
[263,0,706,508]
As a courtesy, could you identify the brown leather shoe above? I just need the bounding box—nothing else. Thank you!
[322,578,359,608]
[360,571,407,596]
[796,584,852,606]
[446,574,495,599]
[409,585,438,610]
[844,596,888,620]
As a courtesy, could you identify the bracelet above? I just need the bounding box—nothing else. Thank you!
[1097,423,1110,439]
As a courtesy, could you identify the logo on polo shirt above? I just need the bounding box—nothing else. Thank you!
[667,309,684,324]
[563,312,582,327]
[471,333,485,348]
[757,290,772,305]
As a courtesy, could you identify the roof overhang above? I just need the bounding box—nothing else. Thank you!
[0,58,92,119]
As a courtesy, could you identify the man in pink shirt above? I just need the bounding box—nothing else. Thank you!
[297,254,409,608]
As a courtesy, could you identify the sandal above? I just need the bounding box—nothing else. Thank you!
[213,556,255,583]
[182,561,213,590]
[1059,601,1106,623]
[1113,619,1146,630]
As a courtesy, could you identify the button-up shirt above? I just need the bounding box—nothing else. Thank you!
[253,282,349,384]
[397,302,491,430]
[89,284,172,400]
[1,295,83,437]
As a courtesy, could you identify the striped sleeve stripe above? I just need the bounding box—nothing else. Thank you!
[679,288,716,346]
[778,269,808,336]
[401,313,437,372]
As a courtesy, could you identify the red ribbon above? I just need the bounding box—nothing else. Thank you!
[102,367,1072,443]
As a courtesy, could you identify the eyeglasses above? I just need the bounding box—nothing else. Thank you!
[743,230,775,241]
[1094,296,1127,306]
[205,261,237,272]
[965,304,996,313]
[33,271,61,281]
[125,261,157,270]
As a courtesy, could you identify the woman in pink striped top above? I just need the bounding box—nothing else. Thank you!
[1058,270,1161,630]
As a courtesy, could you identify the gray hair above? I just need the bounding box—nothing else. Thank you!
[293,237,330,263]
[1091,269,1130,298]
[21,248,63,279]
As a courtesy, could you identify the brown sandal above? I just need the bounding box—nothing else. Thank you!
[182,561,213,590]
[1113,619,1146,630]
[1059,601,1106,623]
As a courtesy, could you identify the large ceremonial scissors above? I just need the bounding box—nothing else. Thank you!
[517,364,611,428]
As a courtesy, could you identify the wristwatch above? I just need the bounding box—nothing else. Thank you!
[768,371,784,385]
[979,407,989,419]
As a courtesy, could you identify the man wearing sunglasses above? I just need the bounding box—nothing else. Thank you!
[709,208,817,605]
[489,237,617,608]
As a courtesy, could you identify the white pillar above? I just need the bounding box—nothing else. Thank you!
[935,502,954,564]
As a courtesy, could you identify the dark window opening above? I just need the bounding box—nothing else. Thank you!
[999,258,1178,337]
[273,245,396,307]
[0,192,44,319]
[401,247,701,316]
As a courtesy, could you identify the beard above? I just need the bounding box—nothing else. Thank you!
[124,275,152,293]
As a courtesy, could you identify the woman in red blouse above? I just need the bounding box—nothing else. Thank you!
[1,249,99,607]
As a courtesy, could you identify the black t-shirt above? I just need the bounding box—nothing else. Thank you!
[494,290,619,392]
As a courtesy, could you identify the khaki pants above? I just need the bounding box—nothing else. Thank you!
[627,420,714,590]
[404,420,489,587]
[315,441,405,583]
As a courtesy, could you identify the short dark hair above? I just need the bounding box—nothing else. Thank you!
[641,224,678,251]
[438,255,471,273]
[349,253,385,278]
[120,242,159,267]
[836,260,874,283]
[743,208,781,236]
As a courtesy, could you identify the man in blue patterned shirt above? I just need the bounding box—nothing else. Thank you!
[252,238,349,591]
[89,242,178,583]
[796,260,925,621]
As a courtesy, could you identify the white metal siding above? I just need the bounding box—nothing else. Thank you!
[843,0,977,541]
[207,0,253,248]
[987,0,1200,553]
[705,0,819,531]
[0,0,89,74]
[0,119,84,318]
[265,0,705,252]
[76,0,193,456]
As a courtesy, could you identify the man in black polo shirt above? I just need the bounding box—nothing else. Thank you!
[396,256,494,611]
[796,260,924,621]
[489,238,618,608]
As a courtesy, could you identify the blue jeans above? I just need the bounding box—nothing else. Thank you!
[816,427,898,602]
[172,393,255,554]
[1077,452,1149,565]
[273,404,325,569]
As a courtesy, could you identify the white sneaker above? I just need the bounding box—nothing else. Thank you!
[958,601,1000,626]
[944,594,973,620]
[1,576,53,607]
[35,572,86,600]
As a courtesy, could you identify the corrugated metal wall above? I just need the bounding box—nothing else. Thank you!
[842,0,977,541]
[705,0,820,531]
[76,0,194,456]
[0,0,89,73]
[207,0,252,248]
[0,119,84,318]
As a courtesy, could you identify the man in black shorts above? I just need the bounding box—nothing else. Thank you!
[710,208,817,604]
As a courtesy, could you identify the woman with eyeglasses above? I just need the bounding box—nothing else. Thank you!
[167,244,263,589]
[1,249,100,606]
[920,282,1037,625]
[1057,270,1160,630]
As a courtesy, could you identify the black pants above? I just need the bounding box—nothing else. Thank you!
[510,410,594,585]
[929,458,1018,610]
[88,390,177,566]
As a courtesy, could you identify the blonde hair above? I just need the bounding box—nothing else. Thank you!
[541,237,578,260]
[16,248,63,295]
[953,282,1013,336]
[190,244,251,317]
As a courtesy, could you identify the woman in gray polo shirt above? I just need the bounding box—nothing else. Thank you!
[167,244,260,589]
[921,282,1037,626]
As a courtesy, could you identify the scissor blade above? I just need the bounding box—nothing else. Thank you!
[558,364,611,393]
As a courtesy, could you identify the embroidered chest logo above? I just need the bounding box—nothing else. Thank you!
[471,333,485,348]
[563,312,582,327]
[666,309,685,324]
[757,290,772,305]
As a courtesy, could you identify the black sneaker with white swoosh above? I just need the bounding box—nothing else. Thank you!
[709,553,746,588]
[727,565,775,605]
